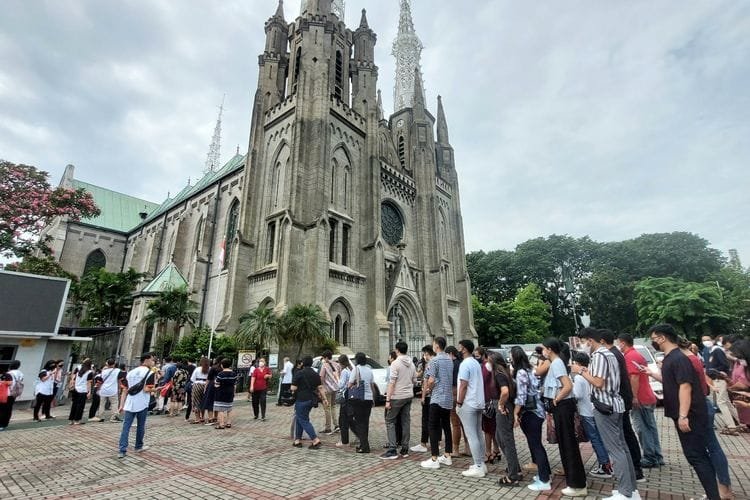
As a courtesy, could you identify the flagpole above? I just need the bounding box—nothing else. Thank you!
[208,240,225,360]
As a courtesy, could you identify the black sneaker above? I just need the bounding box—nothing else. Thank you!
[399,447,409,458]
[379,449,399,460]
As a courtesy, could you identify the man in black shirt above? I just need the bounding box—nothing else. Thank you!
[600,330,645,480]
[650,324,719,500]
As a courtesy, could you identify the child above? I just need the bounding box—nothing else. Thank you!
[213,358,238,429]
[570,351,612,478]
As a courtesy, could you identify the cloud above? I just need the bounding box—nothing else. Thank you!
[0,0,748,264]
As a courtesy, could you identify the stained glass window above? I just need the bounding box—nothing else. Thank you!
[381,202,404,246]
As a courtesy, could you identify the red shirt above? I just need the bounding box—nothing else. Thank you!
[686,353,709,397]
[623,347,657,405]
[250,366,271,391]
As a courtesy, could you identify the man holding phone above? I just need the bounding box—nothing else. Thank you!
[618,334,664,468]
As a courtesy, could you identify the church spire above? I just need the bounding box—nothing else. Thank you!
[377,89,384,120]
[413,67,425,110]
[437,95,450,144]
[392,0,424,111]
[274,0,285,21]
[359,8,369,29]
[204,95,224,174]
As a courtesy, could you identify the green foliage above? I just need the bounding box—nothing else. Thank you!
[473,284,551,346]
[145,285,198,357]
[234,305,279,352]
[280,303,332,359]
[170,326,237,363]
[73,268,143,327]
[634,277,733,338]
[5,255,77,280]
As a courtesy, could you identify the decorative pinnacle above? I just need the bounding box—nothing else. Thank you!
[274,0,285,20]
[392,0,424,111]
[359,8,369,29]
[204,95,225,174]
[437,95,450,144]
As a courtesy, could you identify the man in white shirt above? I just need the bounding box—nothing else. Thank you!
[92,358,120,422]
[278,357,294,406]
[118,353,157,458]
[455,339,486,478]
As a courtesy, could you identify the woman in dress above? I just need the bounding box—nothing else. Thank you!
[492,353,521,486]
[190,357,210,424]
[291,356,329,449]
[213,358,237,429]
[512,347,552,492]
[729,339,750,430]
[201,358,221,425]
[475,347,500,464]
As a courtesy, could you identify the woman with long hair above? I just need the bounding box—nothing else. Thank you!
[540,338,587,497]
[201,358,221,426]
[511,346,552,492]
[335,354,356,448]
[68,359,93,425]
[475,347,500,464]
[491,352,521,486]
[190,357,210,424]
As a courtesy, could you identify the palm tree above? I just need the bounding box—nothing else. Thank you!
[146,285,198,356]
[234,305,280,355]
[281,304,332,359]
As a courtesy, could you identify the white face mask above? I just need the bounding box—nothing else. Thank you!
[258,362,265,368]
[702,340,714,348]
[740,359,747,367]
[580,342,591,354]
[485,362,492,372]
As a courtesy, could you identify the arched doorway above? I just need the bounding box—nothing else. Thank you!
[388,294,425,357]
[329,299,352,347]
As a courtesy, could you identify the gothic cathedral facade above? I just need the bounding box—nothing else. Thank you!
[45,0,476,363]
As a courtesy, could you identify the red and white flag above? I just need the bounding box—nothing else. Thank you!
[218,239,226,268]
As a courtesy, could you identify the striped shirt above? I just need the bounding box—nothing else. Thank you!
[427,352,454,410]
[590,347,625,414]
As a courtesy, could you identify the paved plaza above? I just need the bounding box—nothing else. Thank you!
[1,399,749,500]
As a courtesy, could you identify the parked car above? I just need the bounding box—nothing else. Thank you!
[312,355,388,405]
[633,343,663,402]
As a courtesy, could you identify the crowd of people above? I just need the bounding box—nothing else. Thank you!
[2,325,750,499]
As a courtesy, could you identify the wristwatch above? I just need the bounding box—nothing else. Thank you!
[679,415,688,420]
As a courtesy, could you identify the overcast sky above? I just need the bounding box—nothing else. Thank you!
[1,1,748,263]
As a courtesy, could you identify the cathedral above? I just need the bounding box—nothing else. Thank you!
[44,0,476,363]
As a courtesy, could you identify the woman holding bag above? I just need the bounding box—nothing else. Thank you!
[335,355,356,448]
[348,352,374,454]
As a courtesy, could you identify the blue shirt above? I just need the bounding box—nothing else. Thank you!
[427,352,454,410]
[542,357,573,401]
[458,357,485,410]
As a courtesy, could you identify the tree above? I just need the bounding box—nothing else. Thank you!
[234,305,280,354]
[472,284,551,346]
[0,161,99,257]
[74,268,143,327]
[145,286,198,357]
[513,284,552,343]
[4,254,76,280]
[170,326,237,363]
[634,277,733,338]
[280,304,332,359]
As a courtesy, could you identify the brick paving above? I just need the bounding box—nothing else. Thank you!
[1,399,749,499]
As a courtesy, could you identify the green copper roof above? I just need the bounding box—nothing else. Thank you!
[71,180,159,233]
[141,153,246,225]
[140,262,188,294]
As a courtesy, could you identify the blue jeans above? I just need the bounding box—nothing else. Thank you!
[119,408,147,453]
[294,399,317,440]
[706,397,731,486]
[456,404,485,467]
[631,404,664,466]
[581,415,610,466]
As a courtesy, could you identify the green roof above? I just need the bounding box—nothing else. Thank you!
[140,262,188,294]
[141,153,246,225]
[72,180,159,233]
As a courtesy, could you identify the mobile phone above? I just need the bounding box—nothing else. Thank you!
[632,361,644,370]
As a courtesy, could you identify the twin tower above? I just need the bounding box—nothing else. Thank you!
[223,0,475,360]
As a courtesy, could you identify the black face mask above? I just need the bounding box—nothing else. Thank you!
[651,341,661,352]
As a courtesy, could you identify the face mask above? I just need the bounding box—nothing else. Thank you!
[485,362,492,372]
[651,341,661,352]
[579,342,591,354]
[702,341,714,348]
[259,362,265,367]
[740,359,747,367]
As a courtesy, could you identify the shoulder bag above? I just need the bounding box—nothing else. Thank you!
[590,353,614,415]
[348,366,366,401]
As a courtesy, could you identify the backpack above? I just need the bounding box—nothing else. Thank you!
[172,369,189,392]
[9,372,24,398]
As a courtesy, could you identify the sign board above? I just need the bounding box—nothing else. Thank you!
[237,350,256,369]
[269,354,278,368]
[0,271,70,336]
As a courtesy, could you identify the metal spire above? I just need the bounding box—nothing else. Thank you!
[392,0,423,111]
[204,95,225,174]
[332,0,345,20]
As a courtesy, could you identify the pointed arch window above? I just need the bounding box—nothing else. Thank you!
[194,217,204,257]
[266,221,277,264]
[330,159,338,204]
[292,47,302,94]
[83,249,106,275]
[223,200,240,269]
[334,50,343,100]
[398,135,406,169]
[272,161,283,208]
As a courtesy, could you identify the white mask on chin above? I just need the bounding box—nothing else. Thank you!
[702,340,714,349]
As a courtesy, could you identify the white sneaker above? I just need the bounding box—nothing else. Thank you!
[437,455,452,466]
[420,458,440,469]
[561,487,588,497]
[410,444,428,453]
[527,479,552,492]
[604,492,639,500]
[481,463,488,474]
[134,446,150,453]
[461,465,486,478]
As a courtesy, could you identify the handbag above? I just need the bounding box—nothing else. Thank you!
[335,387,347,405]
[574,413,589,443]
[348,367,366,400]
[483,399,497,419]
[546,413,557,444]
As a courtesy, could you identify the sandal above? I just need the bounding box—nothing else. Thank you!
[214,425,226,429]
[293,441,303,448]
[190,420,204,424]
[720,428,740,436]
[309,441,322,450]
[497,476,520,487]
[225,424,232,429]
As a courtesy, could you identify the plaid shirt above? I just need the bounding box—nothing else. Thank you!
[426,352,454,410]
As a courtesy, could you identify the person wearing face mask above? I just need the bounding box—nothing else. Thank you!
[702,335,739,433]
[455,339,487,478]
[649,324,720,500]
[475,347,501,465]
[728,340,750,431]
[249,357,272,421]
